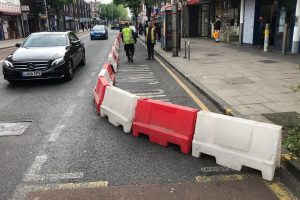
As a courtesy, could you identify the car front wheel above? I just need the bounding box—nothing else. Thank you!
[65,60,74,81]
[80,51,86,66]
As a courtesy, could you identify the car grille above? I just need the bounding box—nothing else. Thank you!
[13,61,50,71]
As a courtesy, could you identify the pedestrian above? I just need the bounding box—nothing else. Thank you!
[145,21,156,60]
[80,22,85,32]
[213,16,221,42]
[258,16,265,48]
[0,23,3,40]
[139,22,143,35]
[156,22,161,42]
[121,22,137,62]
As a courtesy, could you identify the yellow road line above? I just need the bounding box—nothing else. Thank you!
[264,181,297,200]
[139,40,209,111]
[195,174,245,182]
[196,174,296,200]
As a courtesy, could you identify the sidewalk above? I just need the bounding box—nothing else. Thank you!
[153,38,300,125]
[0,31,90,50]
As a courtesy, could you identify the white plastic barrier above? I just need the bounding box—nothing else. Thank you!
[100,86,139,133]
[108,52,117,72]
[99,68,113,85]
[192,111,282,181]
[114,39,120,50]
[112,45,119,60]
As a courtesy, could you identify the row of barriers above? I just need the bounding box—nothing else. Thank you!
[92,33,282,181]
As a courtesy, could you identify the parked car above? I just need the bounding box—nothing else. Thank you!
[90,25,108,40]
[2,31,85,83]
[111,24,119,30]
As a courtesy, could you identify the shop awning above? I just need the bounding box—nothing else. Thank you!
[0,2,21,15]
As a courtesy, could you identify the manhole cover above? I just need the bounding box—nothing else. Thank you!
[206,54,220,56]
[0,122,31,136]
[223,77,255,85]
[259,60,279,63]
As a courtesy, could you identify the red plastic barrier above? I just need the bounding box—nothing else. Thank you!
[112,46,119,61]
[93,76,110,114]
[102,62,115,85]
[133,98,198,153]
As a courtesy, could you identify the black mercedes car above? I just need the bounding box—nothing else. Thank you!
[2,31,85,83]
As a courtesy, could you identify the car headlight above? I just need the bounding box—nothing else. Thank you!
[3,60,14,69]
[51,58,65,67]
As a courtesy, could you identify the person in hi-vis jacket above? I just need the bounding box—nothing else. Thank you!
[145,22,156,60]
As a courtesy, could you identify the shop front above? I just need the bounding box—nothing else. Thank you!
[215,0,240,42]
[187,0,214,37]
[0,2,23,40]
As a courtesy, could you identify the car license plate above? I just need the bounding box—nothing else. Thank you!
[22,71,42,77]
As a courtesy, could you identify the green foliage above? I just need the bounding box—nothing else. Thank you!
[100,3,128,20]
[113,0,141,19]
[283,119,300,157]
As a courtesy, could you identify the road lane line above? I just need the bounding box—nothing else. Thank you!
[77,89,85,97]
[91,72,96,76]
[24,155,48,182]
[195,174,244,182]
[26,172,84,182]
[264,180,297,200]
[63,104,76,117]
[84,79,92,85]
[12,181,108,200]
[48,125,65,142]
[78,34,90,38]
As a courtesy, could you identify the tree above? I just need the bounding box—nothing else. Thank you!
[100,3,128,21]
[47,0,75,31]
[113,0,141,25]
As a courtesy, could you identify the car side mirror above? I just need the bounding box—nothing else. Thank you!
[71,41,79,46]
[15,43,21,47]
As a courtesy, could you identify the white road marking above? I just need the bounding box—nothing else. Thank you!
[24,155,47,181]
[78,34,90,38]
[129,89,169,101]
[200,166,234,173]
[25,172,84,182]
[77,89,85,97]
[48,125,65,142]
[84,79,92,85]
[62,104,76,118]
[91,72,96,76]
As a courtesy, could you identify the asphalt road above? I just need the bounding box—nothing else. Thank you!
[0,30,299,200]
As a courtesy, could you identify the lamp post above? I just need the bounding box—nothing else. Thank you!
[43,0,50,31]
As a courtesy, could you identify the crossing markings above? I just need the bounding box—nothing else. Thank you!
[77,89,85,97]
[48,125,65,142]
[62,104,76,118]
[196,174,297,200]
[117,66,160,85]
[128,89,170,102]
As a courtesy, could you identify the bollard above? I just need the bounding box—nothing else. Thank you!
[264,23,270,52]
[282,24,288,55]
[187,40,190,60]
[184,40,187,58]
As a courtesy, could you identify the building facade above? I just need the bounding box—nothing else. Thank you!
[180,0,299,53]
[19,0,91,35]
[0,0,23,40]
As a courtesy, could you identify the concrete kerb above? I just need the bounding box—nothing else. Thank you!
[147,39,300,181]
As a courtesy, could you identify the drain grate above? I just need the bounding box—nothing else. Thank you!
[223,77,255,85]
[206,54,220,56]
[259,60,279,63]
[0,122,31,136]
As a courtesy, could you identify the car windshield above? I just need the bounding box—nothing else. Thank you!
[92,26,105,31]
[23,34,67,47]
